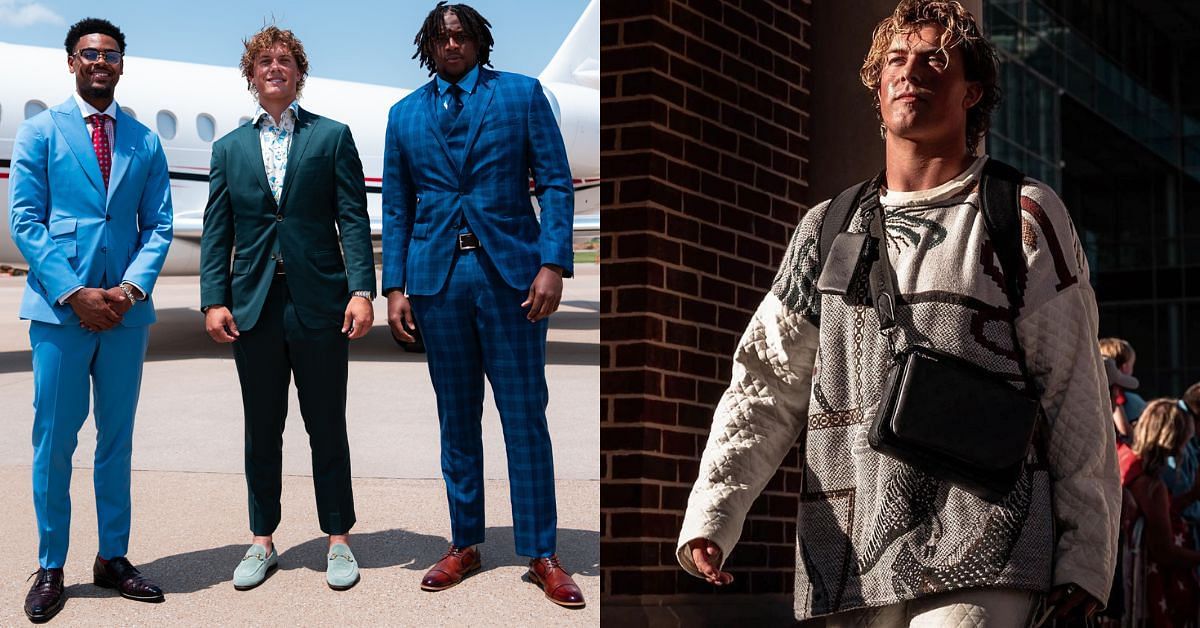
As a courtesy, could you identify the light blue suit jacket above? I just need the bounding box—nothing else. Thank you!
[381,68,574,296]
[8,97,173,326]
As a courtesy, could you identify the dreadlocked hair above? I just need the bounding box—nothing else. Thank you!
[413,2,494,76]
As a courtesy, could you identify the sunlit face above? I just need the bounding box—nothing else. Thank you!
[251,43,299,106]
[878,24,980,148]
[429,11,478,81]
[68,33,123,100]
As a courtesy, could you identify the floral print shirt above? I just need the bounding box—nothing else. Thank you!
[253,101,299,204]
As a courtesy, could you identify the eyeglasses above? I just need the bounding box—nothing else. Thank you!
[432,33,475,46]
[74,48,123,64]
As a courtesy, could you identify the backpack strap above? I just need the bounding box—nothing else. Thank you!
[818,179,872,273]
[979,159,1028,312]
[978,159,1043,407]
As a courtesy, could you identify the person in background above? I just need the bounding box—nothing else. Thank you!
[1162,384,1200,563]
[1100,338,1147,441]
[1119,399,1200,627]
[1103,356,1139,445]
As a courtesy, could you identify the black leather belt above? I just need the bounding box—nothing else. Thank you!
[457,232,480,250]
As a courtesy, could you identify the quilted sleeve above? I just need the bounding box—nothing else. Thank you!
[1015,183,1120,605]
[675,205,827,579]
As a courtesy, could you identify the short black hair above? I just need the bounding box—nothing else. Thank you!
[64,17,126,55]
[413,2,494,77]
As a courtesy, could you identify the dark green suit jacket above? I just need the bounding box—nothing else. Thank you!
[200,108,375,331]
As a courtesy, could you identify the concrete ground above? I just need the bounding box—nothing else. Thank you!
[0,263,599,626]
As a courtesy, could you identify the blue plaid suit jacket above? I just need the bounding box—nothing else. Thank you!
[381,68,574,295]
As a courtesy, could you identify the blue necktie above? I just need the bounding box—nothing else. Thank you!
[446,84,464,120]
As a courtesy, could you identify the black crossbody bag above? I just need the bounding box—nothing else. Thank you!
[816,161,1041,503]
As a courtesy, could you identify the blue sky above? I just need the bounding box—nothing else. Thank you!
[0,0,588,88]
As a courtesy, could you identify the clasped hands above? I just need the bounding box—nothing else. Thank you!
[69,286,132,332]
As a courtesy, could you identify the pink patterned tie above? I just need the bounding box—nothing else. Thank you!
[89,113,111,189]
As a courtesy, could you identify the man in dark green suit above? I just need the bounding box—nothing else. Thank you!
[199,26,375,591]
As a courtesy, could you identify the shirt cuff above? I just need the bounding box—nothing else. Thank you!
[56,285,84,306]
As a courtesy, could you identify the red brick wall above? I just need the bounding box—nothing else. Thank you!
[601,0,813,601]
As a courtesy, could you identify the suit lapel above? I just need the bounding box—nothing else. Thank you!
[237,121,274,203]
[50,98,106,196]
[457,68,497,177]
[277,108,315,211]
[106,108,137,203]
[421,81,455,166]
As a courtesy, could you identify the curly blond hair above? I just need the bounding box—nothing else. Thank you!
[860,0,1000,155]
[1132,398,1193,476]
[240,26,309,98]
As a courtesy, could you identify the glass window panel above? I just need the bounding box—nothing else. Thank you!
[196,114,216,142]
[24,100,46,119]
[156,110,177,140]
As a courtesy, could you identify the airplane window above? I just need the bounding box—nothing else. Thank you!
[156,110,177,140]
[121,107,137,120]
[196,114,216,142]
[24,100,47,119]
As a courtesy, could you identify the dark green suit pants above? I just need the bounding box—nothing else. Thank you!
[232,276,355,535]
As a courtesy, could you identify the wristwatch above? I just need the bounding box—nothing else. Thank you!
[351,290,373,300]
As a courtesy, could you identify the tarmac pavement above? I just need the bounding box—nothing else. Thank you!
[0,262,599,626]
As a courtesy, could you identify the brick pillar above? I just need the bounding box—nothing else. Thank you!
[601,0,813,606]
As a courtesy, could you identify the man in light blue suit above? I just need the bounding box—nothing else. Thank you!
[382,2,583,608]
[8,18,172,622]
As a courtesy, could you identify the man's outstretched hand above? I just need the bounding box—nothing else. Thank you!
[687,538,733,586]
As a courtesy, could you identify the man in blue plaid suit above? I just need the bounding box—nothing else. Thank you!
[381,3,583,608]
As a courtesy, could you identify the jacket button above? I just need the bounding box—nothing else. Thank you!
[276,214,283,222]
[100,246,107,253]
[105,215,112,221]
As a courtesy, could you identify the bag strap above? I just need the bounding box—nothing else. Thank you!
[979,159,1028,313]
[978,159,1038,393]
[818,179,872,274]
[865,188,898,330]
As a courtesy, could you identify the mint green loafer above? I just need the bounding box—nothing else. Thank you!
[326,543,360,590]
[233,544,277,590]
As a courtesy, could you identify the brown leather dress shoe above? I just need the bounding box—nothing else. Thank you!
[420,545,481,591]
[24,568,65,623]
[93,555,164,603]
[528,555,585,608]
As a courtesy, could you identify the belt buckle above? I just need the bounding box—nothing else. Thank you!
[457,233,479,250]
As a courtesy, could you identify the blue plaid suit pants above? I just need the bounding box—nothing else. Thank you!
[410,248,557,557]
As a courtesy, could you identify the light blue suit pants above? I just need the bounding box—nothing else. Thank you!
[29,321,149,569]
